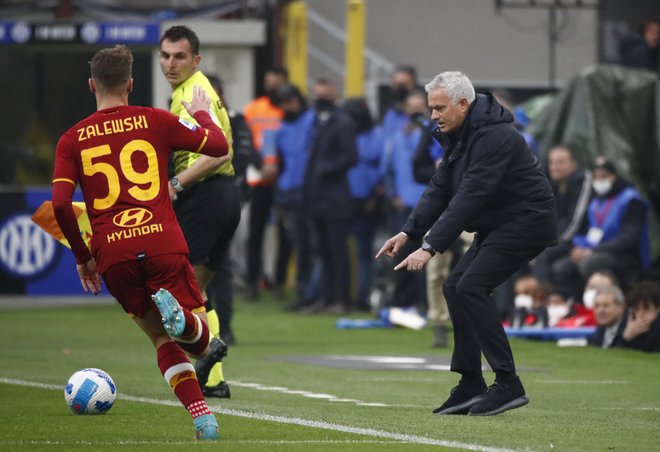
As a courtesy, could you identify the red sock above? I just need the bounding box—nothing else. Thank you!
[157,341,211,419]
[175,310,210,357]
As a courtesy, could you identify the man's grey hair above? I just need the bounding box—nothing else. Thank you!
[595,285,625,305]
[424,71,476,105]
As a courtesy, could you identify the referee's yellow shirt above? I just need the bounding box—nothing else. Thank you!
[170,70,234,177]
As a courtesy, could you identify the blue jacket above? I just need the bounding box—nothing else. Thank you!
[348,126,383,200]
[402,93,557,252]
[381,107,408,145]
[270,109,315,208]
[390,127,429,208]
[573,186,650,270]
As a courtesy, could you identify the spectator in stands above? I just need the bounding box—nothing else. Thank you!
[621,281,660,352]
[552,157,650,299]
[381,65,418,141]
[553,270,616,329]
[588,285,627,349]
[533,145,591,285]
[344,97,384,312]
[381,66,419,234]
[581,270,619,310]
[509,275,549,329]
[383,90,436,317]
[619,18,660,74]
[545,287,573,327]
[243,67,288,299]
[267,84,315,309]
[302,78,358,314]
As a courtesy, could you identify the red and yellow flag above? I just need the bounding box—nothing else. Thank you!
[31,201,92,249]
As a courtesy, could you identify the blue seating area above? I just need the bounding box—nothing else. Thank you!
[504,327,596,341]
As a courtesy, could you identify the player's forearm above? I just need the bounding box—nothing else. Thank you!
[175,154,230,187]
[192,111,229,158]
[52,184,92,264]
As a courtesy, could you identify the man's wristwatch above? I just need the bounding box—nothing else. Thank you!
[421,240,436,256]
[169,177,184,193]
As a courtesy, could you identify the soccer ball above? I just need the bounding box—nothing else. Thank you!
[64,368,117,415]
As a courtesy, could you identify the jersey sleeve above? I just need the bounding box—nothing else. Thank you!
[52,134,79,187]
[52,134,92,264]
[157,109,228,158]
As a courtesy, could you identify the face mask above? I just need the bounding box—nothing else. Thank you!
[583,288,597,309]
[592,179,613,196]
[314,99,334,112]
[266,89,278,105]
[410,112,426,126]
[548,304,570,326]
[514,294,533,310]
[394,86,410,103]
[283,110,301,122]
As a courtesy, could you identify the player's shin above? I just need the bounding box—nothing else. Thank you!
[175,310,211,357]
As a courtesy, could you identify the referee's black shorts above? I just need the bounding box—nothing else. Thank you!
[174,175,241,271]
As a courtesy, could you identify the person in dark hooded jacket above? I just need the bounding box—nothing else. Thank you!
[376,71,557,416]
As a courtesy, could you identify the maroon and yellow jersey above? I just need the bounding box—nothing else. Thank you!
[53,105,227,272]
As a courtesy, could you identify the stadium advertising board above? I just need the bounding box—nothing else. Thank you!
[0,21,159,45]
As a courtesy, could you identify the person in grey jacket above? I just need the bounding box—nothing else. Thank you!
[377,71,557,416]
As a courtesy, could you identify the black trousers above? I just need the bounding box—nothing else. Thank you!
[312,215,352,304]
[206,251,234,334]
[443,238,545,376]
[247,185,274,287]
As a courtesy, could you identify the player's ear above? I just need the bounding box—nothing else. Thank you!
[89,78,95,93]
[193,53,201,68]
[127,78,133,93]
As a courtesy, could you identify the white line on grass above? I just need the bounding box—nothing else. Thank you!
[536,379,631,385]
[0,377,514,452]
[228,379,424,408]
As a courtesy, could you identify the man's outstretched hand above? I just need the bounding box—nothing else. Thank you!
[394,248,432,273]
[375,232,409,259]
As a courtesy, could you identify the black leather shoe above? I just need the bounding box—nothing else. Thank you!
[433,378,487,415]
[468,376,529,416]
[203,381,231,399]
[195,338,228,388]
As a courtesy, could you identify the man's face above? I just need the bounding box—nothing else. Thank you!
[593,293,624,327]
[428,89,469,134]
[391,71,415,91]
[405,94,428,117]
[264,72,286,92]
[548,147,577,182]
[312,82,338,103]
[159,38,200,88]
[644,21,660,49]
[280,97,301,115]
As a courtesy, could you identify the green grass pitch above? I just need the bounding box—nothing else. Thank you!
[0,293,659,451]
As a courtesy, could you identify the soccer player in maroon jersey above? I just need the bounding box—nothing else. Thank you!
[52,45,227,440]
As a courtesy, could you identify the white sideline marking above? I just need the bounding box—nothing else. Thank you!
[0,377,513,452]
[228,380,423,407]
[537,379,631,385]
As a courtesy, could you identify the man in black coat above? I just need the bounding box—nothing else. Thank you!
[376,71,557,416]
[303,78,358,313]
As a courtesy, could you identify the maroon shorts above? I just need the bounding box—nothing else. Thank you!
[103,253,205,318]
